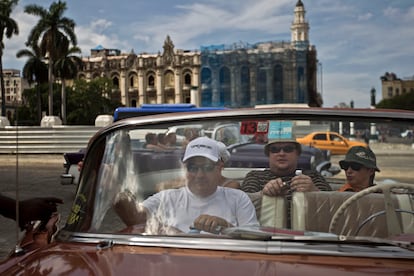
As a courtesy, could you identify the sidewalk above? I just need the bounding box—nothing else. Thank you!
[369,142,414,156]
[0,154,64,165]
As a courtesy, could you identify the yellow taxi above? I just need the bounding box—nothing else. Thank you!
[296,131,368,155]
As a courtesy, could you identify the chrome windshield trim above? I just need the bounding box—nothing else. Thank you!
[58,230,414,259]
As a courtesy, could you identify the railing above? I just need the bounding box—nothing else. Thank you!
[0,126,102,154]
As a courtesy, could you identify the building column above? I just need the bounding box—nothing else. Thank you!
[174,68,182,103]
[211,69,220,106]
[120,70,128,106]
[231,67,239,107]
[156,69,163,104]
[266,68,273,103]
[138,69,145,105]
[249,68,257,105]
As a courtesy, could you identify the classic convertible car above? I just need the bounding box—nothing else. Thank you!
[1,107,414,275]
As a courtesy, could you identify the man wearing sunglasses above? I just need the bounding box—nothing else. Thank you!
[115,137,258,234]
[241,139,330,197]
[240,137,331,228]
[338,146,380,192]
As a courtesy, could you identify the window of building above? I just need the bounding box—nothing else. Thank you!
[148,75,155,87]
[112,76,119,88]
[184,73,191,85]
[387,87,393,97]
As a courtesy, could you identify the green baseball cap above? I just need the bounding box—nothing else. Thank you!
[339,146,380,172]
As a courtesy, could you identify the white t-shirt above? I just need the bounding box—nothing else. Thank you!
[143,186,258,233]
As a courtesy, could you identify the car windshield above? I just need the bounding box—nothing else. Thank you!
[63,108,414,242]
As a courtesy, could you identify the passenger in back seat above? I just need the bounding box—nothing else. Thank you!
[241,138,331,227]
[338,146,380,192]
[241,139,331,196]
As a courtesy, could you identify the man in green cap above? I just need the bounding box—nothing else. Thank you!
[338,146,380,192]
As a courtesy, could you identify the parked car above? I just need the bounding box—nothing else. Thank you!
[296,131,368,155]
[2,107,414,275]
[401,129,413,139]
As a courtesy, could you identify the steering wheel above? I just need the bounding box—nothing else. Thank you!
[329,183,414,237]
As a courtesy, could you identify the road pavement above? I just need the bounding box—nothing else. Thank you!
[0,154,75,260]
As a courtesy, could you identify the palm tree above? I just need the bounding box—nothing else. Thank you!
[16,44,48,123]
[0,0,19,117]
[24,1,76,116]
[54,45,82,124]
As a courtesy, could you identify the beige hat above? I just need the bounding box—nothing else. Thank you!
[264,121,300,156]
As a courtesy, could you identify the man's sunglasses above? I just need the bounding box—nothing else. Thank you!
[340,162,363,171]
[269,145,296,153]
[186,164,217,173]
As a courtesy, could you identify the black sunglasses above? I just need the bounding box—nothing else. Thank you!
[269,145,296,154]
[340,162,363,171]
[186,164,217,173]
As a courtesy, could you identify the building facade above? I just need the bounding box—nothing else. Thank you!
[0,69,29,120]
[78,0,321,108]
[380,72,414,100]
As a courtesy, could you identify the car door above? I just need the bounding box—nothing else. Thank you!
[328,133,349,154]
[309,132,331,151]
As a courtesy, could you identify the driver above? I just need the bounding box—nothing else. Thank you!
[338,146,380,192]
[114,137,258,234]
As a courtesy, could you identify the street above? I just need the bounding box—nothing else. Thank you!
[0,154,75,260]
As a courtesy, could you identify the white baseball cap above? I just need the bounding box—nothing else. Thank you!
[183,137,220,162]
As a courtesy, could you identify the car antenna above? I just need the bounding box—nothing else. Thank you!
[13,106,24,255]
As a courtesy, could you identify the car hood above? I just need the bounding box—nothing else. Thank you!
[2,241,414,275]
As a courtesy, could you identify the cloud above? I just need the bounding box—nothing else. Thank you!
[3,6,37,69]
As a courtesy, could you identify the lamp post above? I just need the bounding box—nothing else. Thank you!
[369,87,378,143]
[349,100,355,140]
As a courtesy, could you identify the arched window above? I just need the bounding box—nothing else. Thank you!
[184,73,191,85]
[148,75,155,87]
[112,76,119,88]
[201,68,212,106]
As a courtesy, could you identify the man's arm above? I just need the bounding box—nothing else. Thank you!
[113,191,147,226]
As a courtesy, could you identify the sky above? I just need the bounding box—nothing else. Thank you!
[3,0,414,108]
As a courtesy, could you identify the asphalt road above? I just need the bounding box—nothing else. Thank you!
[0,154,76,260]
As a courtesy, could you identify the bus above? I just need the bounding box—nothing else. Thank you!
[113,104,227,121]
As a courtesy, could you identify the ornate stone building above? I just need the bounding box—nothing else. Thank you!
[78,0,321,107]
[380,72,414,100]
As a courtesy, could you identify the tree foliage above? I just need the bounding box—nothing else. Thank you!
[376,91,414,111]
[65,78,122,125]
[17,78,122,125]
[24,0,76,116]
[0,0,19,116]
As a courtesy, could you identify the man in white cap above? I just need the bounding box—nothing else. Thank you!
[115,137,258,234]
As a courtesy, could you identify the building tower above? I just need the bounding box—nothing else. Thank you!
[291,0,310,50]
